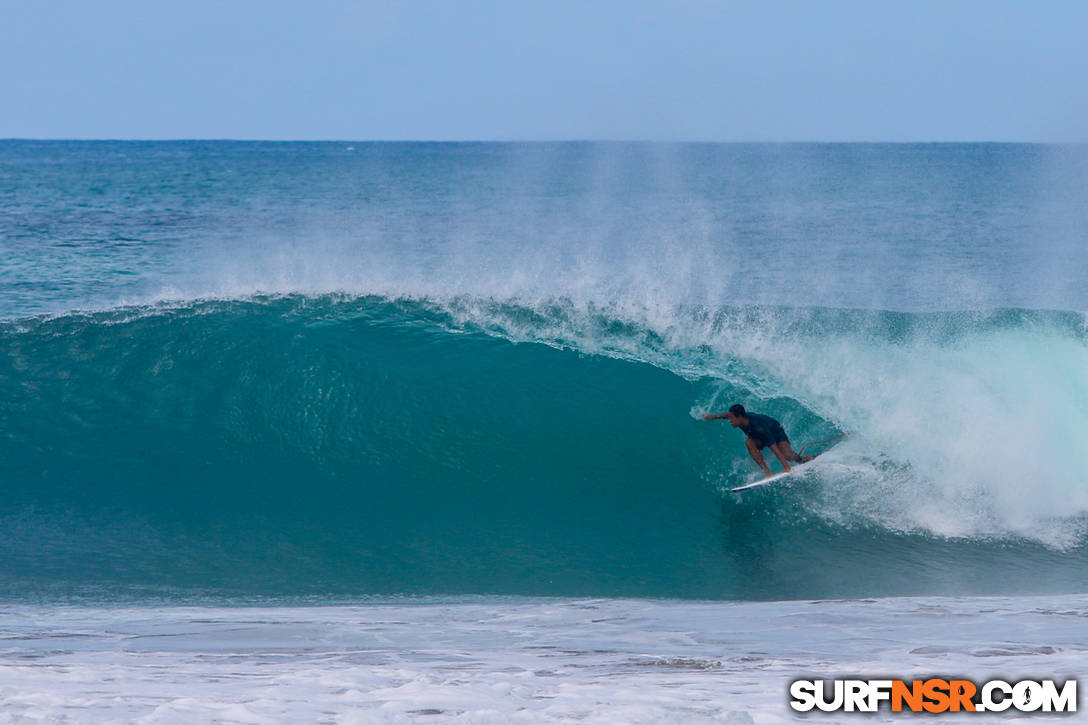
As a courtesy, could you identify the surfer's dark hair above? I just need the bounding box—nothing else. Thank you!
[728,404,747,418]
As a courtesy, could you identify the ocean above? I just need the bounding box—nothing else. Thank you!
[1,141,1086,722]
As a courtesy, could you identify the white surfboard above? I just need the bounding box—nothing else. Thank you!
[731,459,815,492]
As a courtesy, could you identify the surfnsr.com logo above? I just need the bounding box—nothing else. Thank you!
[790,678,1077,713]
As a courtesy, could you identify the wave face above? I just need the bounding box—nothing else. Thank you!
[3,295,1087,601]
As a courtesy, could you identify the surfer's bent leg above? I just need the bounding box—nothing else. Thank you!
[745,437,772,477]
[769,421,813,464]
[776,442,812,463]
[768,442,793,473]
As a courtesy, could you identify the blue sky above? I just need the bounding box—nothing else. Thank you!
[4,0,1086,141]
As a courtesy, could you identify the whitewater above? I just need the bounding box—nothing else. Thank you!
[1,141,1086,722]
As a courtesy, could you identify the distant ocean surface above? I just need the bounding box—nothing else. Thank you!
[1,141,1086,722]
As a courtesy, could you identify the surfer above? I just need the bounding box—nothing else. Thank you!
[701,404,812,478]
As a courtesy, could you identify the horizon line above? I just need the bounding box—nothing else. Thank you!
[1,137,1084,145]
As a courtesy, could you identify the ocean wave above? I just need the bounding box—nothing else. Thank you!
[1,294,1086,600]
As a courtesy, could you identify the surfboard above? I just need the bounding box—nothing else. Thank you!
[728,434,844,493]
[731,459,815,492]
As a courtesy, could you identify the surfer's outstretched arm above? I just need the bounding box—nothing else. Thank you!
[745,438,773,477]
[700,413,728,420]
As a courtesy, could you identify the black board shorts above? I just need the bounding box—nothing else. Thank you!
[749,421,789,450]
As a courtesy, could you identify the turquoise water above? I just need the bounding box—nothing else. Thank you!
[2,142,1087,601]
